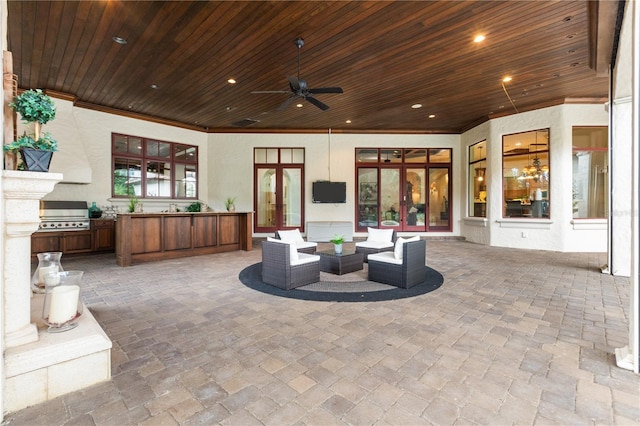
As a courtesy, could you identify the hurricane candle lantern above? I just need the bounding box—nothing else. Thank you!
[31,252,64,294]
[42,271,84,333]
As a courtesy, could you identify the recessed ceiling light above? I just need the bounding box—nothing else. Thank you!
[502,76,512,83]
[428,114,435,119]
[473,34,485,43]
[296,103,303,108]
[411,104,422,109]
[113,36,127,45]
[227,78,236,84]
[346,120,352,124]
[150,84,158,89]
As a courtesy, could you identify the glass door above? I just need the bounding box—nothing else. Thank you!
[256,167,277,229]
[428,167,450,230]
[404,168,426,231]
[255,166,304,232]
[380,168,401,228]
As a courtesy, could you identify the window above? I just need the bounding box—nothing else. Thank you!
[469,141,487,217]
[112,133,198,199]
[572,127,608,218]
[502,129,549,218]
[355,148,452,231]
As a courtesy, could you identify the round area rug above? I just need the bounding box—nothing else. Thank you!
[238,263,444,302]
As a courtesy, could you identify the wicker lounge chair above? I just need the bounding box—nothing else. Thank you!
[367,238,425,289]
[355,228,397,262]
[275,229,317,254]
[261,239,320,290]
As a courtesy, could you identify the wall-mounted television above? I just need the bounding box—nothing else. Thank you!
[312,181,347,203]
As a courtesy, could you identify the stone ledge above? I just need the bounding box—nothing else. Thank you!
[4,296,112,413]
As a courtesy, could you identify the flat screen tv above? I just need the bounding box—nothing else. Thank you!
[312,181,347,203]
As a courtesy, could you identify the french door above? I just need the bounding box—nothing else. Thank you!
[378,167,449,231]
[356,148,451,232]
[255,165,304,233]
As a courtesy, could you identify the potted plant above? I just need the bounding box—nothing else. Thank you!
[186,202,201,212]
[330,234,345,254]
[5,89,58,172]
[3,132,58,172]
[128,196,139,213]
[225,196,236,212]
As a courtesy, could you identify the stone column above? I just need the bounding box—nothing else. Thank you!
[3,170,61,348]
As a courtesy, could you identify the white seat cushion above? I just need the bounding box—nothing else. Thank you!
[393,236,420,259]
[278,229,305,244]
[291,253,320,266]
[355,241,394,249]
[368,252,402,265]
[366,227,394,242]
[267,237,298,263]
[295,241,318,250]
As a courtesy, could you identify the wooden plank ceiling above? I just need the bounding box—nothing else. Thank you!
[7,0,613,133]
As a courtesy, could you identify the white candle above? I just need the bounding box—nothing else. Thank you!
[48,285,80,325]
[38,265,58,283]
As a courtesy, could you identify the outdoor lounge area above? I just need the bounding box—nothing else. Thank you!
[3,239,638,425]
[2,1,639,424]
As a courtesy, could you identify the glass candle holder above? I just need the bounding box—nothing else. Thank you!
[42,271,84,333]
[32,252,64,294]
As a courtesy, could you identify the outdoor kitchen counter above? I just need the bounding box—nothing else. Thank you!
[115,211,253,267]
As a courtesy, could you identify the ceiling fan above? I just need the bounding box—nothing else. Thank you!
[252,38,343,111]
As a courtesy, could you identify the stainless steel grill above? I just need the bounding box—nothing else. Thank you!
[38,201,90,232]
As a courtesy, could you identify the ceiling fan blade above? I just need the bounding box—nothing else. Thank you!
[288,75,301,92]
[251,90,290,94]
[306,95,330,111]
[276,95,297,111]
[308,87,343,94]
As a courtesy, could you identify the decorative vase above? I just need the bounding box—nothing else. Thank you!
[19,148,53,172]
[42,271,84,333]
[32,252,64,294]
[88,201,103,218]
[228,204,236,212]
[334,243,343,255]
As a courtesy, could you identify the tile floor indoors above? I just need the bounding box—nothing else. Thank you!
[3,239,639,425]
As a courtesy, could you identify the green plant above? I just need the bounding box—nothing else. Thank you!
[9,89,56,124]
[186,202,201,212]
[128,196,139,213]
[329,234,344,245]
[3,132,58,153]
[224,196,236,210]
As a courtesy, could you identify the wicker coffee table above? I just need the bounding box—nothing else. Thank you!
[318,249,364,275]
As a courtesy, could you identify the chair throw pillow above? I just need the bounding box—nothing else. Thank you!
[367,227,394,242]
[278,229,305,244]
[393,235,420,259]
[267,237,299,263]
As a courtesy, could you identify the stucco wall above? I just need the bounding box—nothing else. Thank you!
[41,102,208,213]
[485,104,608,252]
[206,132,460,237]
[38,99,609,251]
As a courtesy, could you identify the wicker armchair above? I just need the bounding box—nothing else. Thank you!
[355,229,397,262]
[261,240,320,290]
[275,229,317,254]
[367,239,426,289]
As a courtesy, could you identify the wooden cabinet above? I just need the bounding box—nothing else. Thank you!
[92,219,116,252]
[116,212,252,266]
[31,220,116,257]
[32,232,62,254]
[31,230,93,256]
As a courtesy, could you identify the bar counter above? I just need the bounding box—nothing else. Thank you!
[115,211,252,267]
